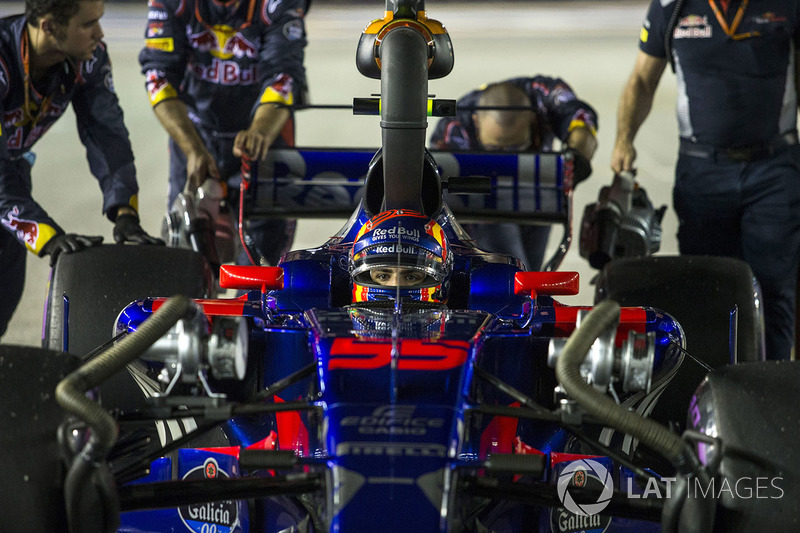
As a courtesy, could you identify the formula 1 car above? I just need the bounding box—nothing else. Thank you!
[4,1,800,533]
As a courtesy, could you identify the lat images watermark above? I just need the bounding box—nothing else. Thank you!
[626,475,785,501]
[556,459,786,519]
[556,459,614,516]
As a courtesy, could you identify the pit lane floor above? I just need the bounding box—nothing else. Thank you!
[0,0,680,347]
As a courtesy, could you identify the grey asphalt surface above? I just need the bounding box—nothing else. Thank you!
[0,0,680,348]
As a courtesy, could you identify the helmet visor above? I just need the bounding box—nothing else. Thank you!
[351,244,445,289]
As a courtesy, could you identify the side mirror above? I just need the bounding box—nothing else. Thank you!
[219,265,284,292]
[514,271,580,299]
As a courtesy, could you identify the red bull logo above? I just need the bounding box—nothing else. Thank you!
[2,206,39,247]
[187,25,258,60]
[674,15,712,39]
[145,69,177,105]
[223,33,259,59]
[186,28,218,53]
[266,74,294,102]
[678,14,707,27]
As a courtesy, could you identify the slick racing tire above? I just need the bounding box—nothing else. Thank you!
[594,255,763,431]
[43,244,212,355]
[0,345,80,532]
[42,245,211,413]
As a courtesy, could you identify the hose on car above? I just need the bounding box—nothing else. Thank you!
[554,299,715,532]
[56,295,191,533]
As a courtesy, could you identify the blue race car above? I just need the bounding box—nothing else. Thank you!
[6,1,799,532]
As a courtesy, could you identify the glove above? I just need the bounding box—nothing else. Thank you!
[565,148,593,186]
[40,233,104,266]
[114,214,166,245]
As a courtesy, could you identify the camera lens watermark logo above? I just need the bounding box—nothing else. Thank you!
[557,459,614,516]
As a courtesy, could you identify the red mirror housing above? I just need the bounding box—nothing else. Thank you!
[514,271,580,299]
[219,265,284,292]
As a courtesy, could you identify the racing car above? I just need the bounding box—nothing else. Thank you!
[4,1,800,532]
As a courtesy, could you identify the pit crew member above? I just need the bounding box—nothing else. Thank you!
[139,0,309,266]
[429,77,598,271]
[612,0,800,360]
[0,0,163,338]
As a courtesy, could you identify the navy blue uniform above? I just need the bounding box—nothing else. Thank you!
[139,0,308,265]
[0,16,140,336]
[430,76,598,271]
[641,0,800,360]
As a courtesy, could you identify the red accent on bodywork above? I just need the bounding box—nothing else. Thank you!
[192,432,278,459]
[195,446,242,458]
[479,402,521,458]
[220,265,284,291]
[152,297,246,317]
[246,431,278,450]
[274,397,309,455]
[514,271,580,298]
[550,451,603,468]
[513,436,545,456]
[328,338,469,371]
[553,306,648,343]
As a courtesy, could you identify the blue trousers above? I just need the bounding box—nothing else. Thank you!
[674,145,800,361]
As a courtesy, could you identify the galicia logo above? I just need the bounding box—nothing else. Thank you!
[178,458,239,533]
[556,459,614,516]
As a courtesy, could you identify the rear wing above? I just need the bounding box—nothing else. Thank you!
[244,148,573,270]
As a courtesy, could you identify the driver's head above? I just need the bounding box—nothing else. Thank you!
[473,82,535,152]
[369,267,428,287]
[349,210,451,303]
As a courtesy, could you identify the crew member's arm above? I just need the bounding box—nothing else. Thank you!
[611,50,667,174]
[140,0,219,192]
[152,99,220,190]
[73,44,162,245]
[528,75,599,183]
[232,102,290,161]
[566,126,597,161]
[429,112,473,151]
[233,0,308,161]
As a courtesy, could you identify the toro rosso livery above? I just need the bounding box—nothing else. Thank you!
[112,197,686,532]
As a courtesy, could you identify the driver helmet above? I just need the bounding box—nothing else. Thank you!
[350,210,451,303]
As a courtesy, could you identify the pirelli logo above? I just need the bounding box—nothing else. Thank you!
[145,37,174,52]
[335,441,447,457]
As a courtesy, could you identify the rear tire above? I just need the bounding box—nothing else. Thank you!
[594,255,764,430]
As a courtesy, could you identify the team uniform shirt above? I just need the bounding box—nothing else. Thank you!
[139,0,308,136]
[640,0,800,148]
[0,16,139,254]
[429,76,598,152]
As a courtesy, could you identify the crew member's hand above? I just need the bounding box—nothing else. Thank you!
[40,233,104,266]
[185,148,221,194]
[113,214,165,245]
[610,140,637,175]
[565,147,593,186]
[233,128,272,161]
